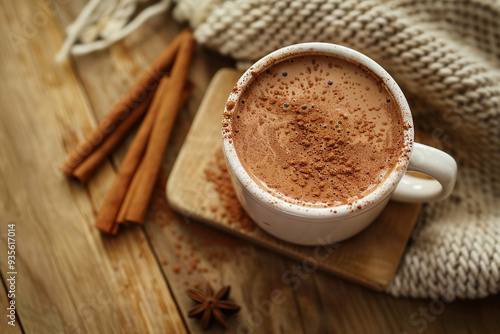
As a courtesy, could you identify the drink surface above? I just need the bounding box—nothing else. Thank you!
[229,54,405,207]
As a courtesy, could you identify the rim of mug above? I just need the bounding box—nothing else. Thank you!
[222,43,414,218]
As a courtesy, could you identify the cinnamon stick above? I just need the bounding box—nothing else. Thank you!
[111,82,193,234]
[114,158,142,225]
[95,77,193,234]
[62,29,192,176]
[72,92,154,183]
[94,77,170,234]
[114,79,193,228]
[115,150,141,222]
[121,31,195,225]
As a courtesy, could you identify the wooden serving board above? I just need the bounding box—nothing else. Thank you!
[167,68,422,291]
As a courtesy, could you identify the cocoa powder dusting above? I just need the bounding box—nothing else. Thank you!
[150,172,177,227]
[149,169,250,289]
[230,55,405,207]
[226,100,235,111]
[204,150,255,232]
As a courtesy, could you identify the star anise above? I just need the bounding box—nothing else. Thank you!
[186,284,240,329]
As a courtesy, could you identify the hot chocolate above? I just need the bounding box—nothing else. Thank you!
[227,54,405,207]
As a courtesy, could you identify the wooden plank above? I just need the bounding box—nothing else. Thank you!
[167,68,422,291]
[305,270,500,333]
[63,13,308,331]
[0,0,186,333]
[0,249,23,334]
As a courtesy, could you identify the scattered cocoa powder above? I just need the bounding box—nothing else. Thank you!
[149,172,178,227]
[204,151,255,232]
[226,100,235,111]
[147,169,251,290]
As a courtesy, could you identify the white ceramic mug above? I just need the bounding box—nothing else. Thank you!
[222,43,457,246]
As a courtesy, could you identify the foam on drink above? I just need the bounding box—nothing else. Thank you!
[227,54,405,207]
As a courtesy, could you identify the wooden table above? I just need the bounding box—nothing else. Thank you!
[1,1,499,333]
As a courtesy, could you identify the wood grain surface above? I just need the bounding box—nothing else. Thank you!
[167,68,422,291]
[0,0,499,333]
[0,0,186,333]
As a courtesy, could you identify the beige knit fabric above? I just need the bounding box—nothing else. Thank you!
[61,0,500,299]
[174,0,500,299]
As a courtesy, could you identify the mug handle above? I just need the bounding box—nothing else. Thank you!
[392,143,458,203]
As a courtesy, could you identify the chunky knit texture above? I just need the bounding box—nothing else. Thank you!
[62,0,500,299]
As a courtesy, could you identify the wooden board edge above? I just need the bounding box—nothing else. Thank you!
[167,193,390,291]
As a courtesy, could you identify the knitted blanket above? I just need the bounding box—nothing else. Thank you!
[61,0,500,299]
